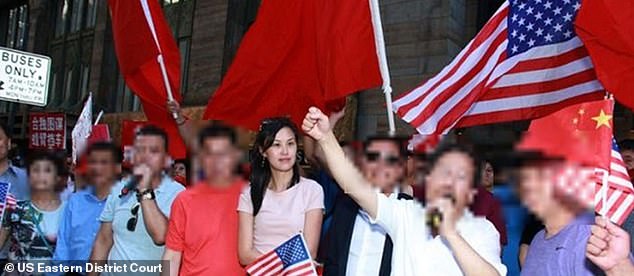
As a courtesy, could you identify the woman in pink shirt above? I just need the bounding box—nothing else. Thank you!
[238,118,324,265]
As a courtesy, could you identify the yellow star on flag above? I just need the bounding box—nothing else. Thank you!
[591,109,612,129]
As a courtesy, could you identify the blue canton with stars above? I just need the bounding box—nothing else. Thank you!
[275,235,311,269]
[508,0,581,56]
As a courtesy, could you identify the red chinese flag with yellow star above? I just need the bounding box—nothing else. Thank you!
[518,99,613,169]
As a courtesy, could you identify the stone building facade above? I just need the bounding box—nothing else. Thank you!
[0,0,631,153]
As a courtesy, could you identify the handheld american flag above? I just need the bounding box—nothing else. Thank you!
[0,182,16,220]
[595,140,634,225]
[246,234,317,276]
[394,0,603,134]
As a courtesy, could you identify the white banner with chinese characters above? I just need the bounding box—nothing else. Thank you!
[0,47,51,106]
[29,113,66,150]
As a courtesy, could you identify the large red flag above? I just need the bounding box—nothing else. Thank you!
[204,0,382,130]
[108,0,186,159]
[518,99,613,169]
[575,0,634,110]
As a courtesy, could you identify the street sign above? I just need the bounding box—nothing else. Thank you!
[0,47,51,106]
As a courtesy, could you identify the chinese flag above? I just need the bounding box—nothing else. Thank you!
[575,0,634,110]
[108,0,186,159]
[518,99,613,169]
[204,0,382,130]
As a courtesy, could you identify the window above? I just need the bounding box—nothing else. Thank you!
[161,0,194,96]
[0,3,29,113]
[223,0,260,75]
[49,0,98,109]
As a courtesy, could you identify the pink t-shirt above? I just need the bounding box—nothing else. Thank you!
[238,177,324,254]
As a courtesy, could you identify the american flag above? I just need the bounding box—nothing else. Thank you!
[246,234,317,276]
[0,182,16,219]
[393,0,603,134]
[594,140,634,225]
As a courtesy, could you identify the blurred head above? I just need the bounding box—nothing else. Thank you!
[516,161,564,220]
[172,159,188,178]
[250,118,301,215]
[197,124,241,183]
[27,151,66,193]
[425,144,481,212]
[0,122,11,163]
[133,125,169,177]
[618,139,634,171]
[360,136,406,191]
[481,161,495,191]
[406,153,428,186]
[86,142,122,190]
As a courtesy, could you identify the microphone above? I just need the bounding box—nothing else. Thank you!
[119,175,142,198]
[426,194,456,235]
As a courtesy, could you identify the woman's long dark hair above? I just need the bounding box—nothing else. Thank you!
[250,117,301,216]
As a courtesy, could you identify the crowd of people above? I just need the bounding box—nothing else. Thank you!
[0,104,632,276]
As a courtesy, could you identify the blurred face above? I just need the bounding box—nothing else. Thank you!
[621,150,634,170]
[425,151,476,211]
[29,160,60,192]
[133,135,168,176]
[517,165,557,219]
[200,137,240,181]
[481,162,494,190]
[263,127,297,172]
[172,163,187,177]
[360,140,405,190]
[88,150,119,189]
[0,128,10,162]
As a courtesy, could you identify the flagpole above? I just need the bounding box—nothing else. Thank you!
[368,0,396,134]
[601,169,609,219]
[139,0,178,119]
[94,110,104,126]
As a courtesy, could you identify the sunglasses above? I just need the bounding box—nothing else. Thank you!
[364,152,402,166]
[127,203,140,232]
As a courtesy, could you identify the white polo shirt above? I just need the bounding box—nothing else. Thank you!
[371,194,507,276]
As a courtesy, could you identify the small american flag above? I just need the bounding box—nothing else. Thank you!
[246,234,317,276]
[594,140,634,225]
[393,0,603,134]
[0,182,15,219]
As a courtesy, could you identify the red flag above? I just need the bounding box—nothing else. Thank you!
[518,99,613,169]
[204,0,382,130]
[87,124,111,144]
[575,0,634,110]
[108,0,186,159]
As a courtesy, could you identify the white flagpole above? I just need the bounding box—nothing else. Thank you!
[139,0,178,118]
[94,110,104,126]
[369,0,396,134]
[601,169,609,219]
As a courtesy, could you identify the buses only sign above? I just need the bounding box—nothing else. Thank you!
[0,47,51,106]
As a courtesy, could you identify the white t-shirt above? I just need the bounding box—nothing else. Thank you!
[372,194,507,276]
[33,202,65,243]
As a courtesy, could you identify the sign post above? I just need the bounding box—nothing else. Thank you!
[0,47,51,106]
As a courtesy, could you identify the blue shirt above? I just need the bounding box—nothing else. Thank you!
[53,186,107,264]
[0,164,29,200]
[99,176,185,261]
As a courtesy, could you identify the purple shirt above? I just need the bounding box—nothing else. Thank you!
[521,213,602,276]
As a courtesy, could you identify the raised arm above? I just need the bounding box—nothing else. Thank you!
[302,107,377,218]
[167,101,197,150]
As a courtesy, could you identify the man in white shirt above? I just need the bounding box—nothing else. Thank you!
[303,107,506,276]
[323,135,413,276]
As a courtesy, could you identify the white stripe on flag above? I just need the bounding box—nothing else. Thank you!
[492,57,594,88]
[467,80,602,115]
[612,193,634,224]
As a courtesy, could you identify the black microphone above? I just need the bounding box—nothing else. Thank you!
[426,194,456,235]
[119,175,142,198]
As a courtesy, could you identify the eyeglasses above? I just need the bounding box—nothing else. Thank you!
[364,152,402,166]
[127,203,140,232]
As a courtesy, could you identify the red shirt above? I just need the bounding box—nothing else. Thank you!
[166,180,246,276]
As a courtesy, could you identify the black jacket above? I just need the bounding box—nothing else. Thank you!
[322,192,413,276]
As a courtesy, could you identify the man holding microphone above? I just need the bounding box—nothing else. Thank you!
[302,107,505,276]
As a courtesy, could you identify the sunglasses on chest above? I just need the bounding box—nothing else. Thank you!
[127,203,140,232]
